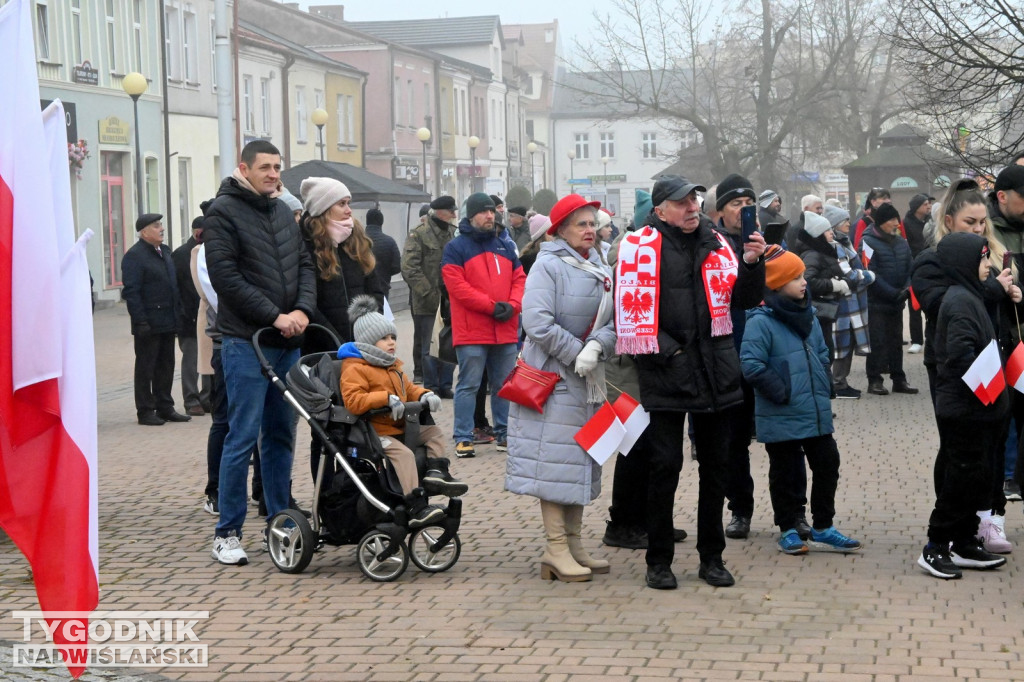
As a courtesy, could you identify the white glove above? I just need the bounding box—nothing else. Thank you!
[574,339,603,377]
[831,279,851,296]
[420,391,441,413]
[863,270,876,285]
[387,395,405,421]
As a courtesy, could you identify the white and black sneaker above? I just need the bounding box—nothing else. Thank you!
[917,543,961,579]
[422,469,469,497]
[203,494,218,515]
[211,535,248,566]
[950,538,1007,569]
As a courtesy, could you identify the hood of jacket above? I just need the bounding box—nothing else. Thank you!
[458,216,498,242]
[215,175,279,213]
[937,232,989,299]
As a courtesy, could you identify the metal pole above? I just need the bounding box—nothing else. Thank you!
[132,95,144,216]
[421,142,428,192]
[214,0,235,178]
[318,125,325,161]
[470,148,476,193]
[530,152,535,195]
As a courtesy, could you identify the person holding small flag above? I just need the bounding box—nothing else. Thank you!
[918,232,1009,579]
[505,194,617,583]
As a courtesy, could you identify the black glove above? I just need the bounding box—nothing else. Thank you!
[135,322,153,336]
[897,288,910,305]
[493,302,515,322]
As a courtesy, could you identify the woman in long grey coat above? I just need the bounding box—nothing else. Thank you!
[505,194,617,582]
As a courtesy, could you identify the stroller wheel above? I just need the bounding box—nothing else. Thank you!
[267,509,316,574]
[356,531,409,582]
[409,527,461,573]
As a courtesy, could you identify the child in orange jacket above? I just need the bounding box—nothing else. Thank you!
[339,296,467,527]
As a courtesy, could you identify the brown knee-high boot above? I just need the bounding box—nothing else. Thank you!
[539,499,592,582]
[564,504,610,574]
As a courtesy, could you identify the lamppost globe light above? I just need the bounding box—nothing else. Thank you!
[311,107,329,127]
[601,156,608,165]
[416,127,431,143]
[468,135,480,149]
[122,71,147,99]
[527,141,537,154]
[567,149,576,160]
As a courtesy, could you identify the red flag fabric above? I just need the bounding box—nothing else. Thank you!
[1006,342,1024,394]
[962,340,1005,406]
[610,392,650,455]
[860,241,874,269]
[909,286,920,311]
[0,1,99,677]
[574,401,626,466]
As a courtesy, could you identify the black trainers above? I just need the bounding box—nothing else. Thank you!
[698,557,735,587]
[422,469,469,497]
[917,543,962,579]
[603,522,647,549]
[950,538,1007,569]
[645,564,678,590]
[834,386,861,399]
[725,515,750,539]
[1005,478,1023,502]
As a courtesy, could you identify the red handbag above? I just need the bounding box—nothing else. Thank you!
[497,358,560,412]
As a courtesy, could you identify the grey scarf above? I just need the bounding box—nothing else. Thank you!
[355,342,396,368]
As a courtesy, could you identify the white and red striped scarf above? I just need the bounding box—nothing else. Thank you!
[615,227,739,354]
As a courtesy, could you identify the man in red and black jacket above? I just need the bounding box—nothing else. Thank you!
[441,192,526,458]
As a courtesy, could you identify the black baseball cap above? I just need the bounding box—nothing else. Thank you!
[651,175,706,206]
[995,165,1024,194]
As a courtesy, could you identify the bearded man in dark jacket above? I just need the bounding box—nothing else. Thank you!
[629,175,766,590]
[203,140,317,567]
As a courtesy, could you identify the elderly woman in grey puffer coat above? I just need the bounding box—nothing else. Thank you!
[505,194,617,583]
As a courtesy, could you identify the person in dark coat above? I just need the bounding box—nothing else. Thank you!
[121,213,190,426]
[918,232,1008,579]
[172,216,211,416]
[625,174,766,590]
[799,211,849,367]
[861,202,917,395]
[506,206,532,252]
[904,193,934,352]
[363,208,401,300]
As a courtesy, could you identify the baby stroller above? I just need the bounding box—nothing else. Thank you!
[254,325,462,581]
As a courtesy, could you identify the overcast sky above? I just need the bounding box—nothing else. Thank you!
[298,0,599,51]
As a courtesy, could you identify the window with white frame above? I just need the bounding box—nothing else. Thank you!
[183,9,198,82]
[574,133,590,160]
[393,77,401,126]
[133,0,143,72]
[314,89,324,110]
[105,0,117,72]
[260,78,271,133]
[407,80,414,127]
[71,0,83,65]
[209,18,217,90]
[337,94,354,145]
[347,96,355,144]
[423,83,431,127]
[35,0,50,60]
[296,86,307,142]
[642,132,657,158]
[242,75,254,132]
[165,5,180,80]
[600,132,615,158]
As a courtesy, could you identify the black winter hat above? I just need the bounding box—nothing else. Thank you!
[508,206,528,217]
[908,193,933,214]
[366,208,384,226]
[489,194,504,208]
[873,202,900,227]
[715,173,756,212]
[418,203,430,217]
[430,195,456,211]
[466,192,496,219]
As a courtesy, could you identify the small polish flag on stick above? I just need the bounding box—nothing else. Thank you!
[909,286,921,311]
[574,401,626,466]
[611,392,650,455]
[962,339,1006,405]
[1005,342,1024,394]
[860,241,874,269]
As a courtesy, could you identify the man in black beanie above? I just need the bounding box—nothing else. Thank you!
[363,207,401,299]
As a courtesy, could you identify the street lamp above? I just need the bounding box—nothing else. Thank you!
[416,127,431,192]
[601,155,609,203]
[468,135,480,193]
[312,107,328,161]
[122,71,148,217]
[527,141,538,195]
[567,149,576,194]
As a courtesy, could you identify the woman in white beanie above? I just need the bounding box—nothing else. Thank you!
[298,176,383,346]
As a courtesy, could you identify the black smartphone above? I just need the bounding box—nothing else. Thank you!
[763,221,788,246]
[741,205,758,242]
[1004,252,1013,270]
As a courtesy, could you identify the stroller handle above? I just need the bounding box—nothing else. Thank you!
[251,323,341,371]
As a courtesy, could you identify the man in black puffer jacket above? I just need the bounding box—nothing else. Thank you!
[630,174,766,590]
[203,140,317,567]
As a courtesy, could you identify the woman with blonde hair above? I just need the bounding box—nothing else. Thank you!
[299,177,384,345]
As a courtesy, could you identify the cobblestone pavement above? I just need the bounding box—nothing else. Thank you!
[2,305,1023,681]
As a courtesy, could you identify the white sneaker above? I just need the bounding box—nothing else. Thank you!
[978,516,1012,554]
[211,535,249,565]
[908,343,923,354]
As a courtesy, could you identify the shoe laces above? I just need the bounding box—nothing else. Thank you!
[221,535,242,551]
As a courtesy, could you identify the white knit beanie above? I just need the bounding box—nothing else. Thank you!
[300,177,351,218]
[803,211,832,238]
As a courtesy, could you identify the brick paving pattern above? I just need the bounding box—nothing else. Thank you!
[1,305,1022,681]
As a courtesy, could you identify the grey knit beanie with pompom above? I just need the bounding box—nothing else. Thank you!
[347,295,396,345]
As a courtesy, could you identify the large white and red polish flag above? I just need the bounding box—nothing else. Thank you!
[962,340,1005,406]
[610,392,649,456]
[0,0,99,678]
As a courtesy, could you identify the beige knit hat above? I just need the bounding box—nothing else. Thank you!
[300,177,351,218]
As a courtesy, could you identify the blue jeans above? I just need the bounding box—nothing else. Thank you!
[215,336,298,538]
[453,343,517,442]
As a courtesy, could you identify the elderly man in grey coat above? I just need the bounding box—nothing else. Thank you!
[505,194,617,583]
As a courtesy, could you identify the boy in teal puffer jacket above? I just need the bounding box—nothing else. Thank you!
[740,245,862,555]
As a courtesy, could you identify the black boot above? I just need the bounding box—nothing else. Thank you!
[404,488,445,529]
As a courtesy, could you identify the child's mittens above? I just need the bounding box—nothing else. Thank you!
[420,392,442,413]
[387,395,405,421]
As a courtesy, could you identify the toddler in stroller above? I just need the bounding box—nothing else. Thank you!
[339,296,468,528]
